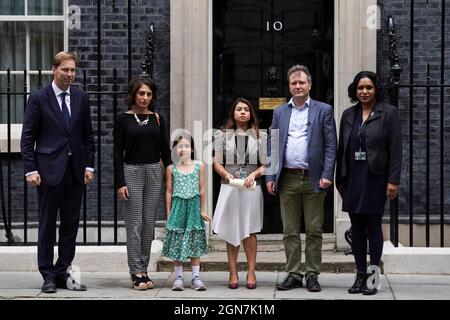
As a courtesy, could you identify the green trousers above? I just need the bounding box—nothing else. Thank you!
[279,171,325,280]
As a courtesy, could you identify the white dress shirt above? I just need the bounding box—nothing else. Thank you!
[52,81,72,115]
[284,97,310,169]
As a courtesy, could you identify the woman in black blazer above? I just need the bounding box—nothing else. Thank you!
[336,71,402,295]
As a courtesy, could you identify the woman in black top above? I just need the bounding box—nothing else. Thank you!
[114,77,171,290]
[336,71,402,295]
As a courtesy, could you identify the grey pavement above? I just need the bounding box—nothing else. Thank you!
[1,271,450,300]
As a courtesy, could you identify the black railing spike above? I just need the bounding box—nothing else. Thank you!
[388,16,402,247]
[38,69,42,89]
[97,0,102,245]
[388,15,402,90]
[1,69,15,245]
[127,0,132,82]
[140,23,155,79]
[23,69,28,244]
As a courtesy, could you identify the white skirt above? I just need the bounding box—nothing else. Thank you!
[212,184,263,247]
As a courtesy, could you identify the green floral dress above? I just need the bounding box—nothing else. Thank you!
[161,160,208,261]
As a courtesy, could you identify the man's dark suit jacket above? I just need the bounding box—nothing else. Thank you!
[21,84,95,186]
[335,101,402,188]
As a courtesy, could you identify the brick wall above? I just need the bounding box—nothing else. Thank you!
[5,0,170,228]
[68,0,170,223]
[377,0,450,220]
[6,0,450,236]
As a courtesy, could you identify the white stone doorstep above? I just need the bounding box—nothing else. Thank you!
[0,240,163,273]
[383,240,450,275]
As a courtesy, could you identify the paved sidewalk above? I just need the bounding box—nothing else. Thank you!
[1,271,450,300]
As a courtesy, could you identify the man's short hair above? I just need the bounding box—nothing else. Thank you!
[52,51,79,68]
[287,64,312,85]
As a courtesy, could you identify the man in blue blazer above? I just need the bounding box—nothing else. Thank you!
[21,52,95,293]
[266,65,336,292]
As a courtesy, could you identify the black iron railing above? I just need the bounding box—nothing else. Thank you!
[0,0,157,246]
[388,0,449,248]
[0,68,126,246]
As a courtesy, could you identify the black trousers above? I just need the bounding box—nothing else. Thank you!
[37,158,84,281]
[348,213,383,273]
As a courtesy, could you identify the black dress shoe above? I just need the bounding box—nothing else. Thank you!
[306,274,321,292]
[41,279,57,294]
[56,276,87,291]
[362,272,378,295]
[348,272,366,294]
[363,285,377,295]
[276,275,303,291]
[362,274,378,295]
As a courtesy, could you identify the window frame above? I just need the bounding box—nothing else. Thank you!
[0,0,69,91]
[0,0,68,150]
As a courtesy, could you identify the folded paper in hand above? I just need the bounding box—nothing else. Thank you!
[228,178,256,190]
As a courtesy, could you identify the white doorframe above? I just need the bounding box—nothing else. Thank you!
[170,0,377,250]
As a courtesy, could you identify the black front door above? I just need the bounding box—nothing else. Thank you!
[212,0,334,233]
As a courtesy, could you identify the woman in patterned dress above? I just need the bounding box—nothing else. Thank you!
[161,134,210,291]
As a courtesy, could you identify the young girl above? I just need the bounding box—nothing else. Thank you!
[161,134,210,291]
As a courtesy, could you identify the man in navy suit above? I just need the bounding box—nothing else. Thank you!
[266,65,336,292]
[21,52,95,293]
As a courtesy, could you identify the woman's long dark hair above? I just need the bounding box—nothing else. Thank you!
[347,71,384,104]
[221,97,259,137]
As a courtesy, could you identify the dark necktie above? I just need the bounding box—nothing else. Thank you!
[60,92,71,128]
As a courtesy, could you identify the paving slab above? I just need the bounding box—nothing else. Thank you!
[156,271,278,300]
[386,274,450,300]
[1,271,450,300]
[274,273,394,300]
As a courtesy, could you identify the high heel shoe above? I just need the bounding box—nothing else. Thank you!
[246,282,257,289]
[228,272,239,289]
[246,272,257,290]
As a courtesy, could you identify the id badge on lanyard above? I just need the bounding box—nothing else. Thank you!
[235,166,248,179]
[355,121,367,161]
[355,150,367,161]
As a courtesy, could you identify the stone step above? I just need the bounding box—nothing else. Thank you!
[208,233,336,252]
[157,250,364,273]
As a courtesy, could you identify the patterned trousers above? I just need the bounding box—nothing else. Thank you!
[123,162,163,274]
